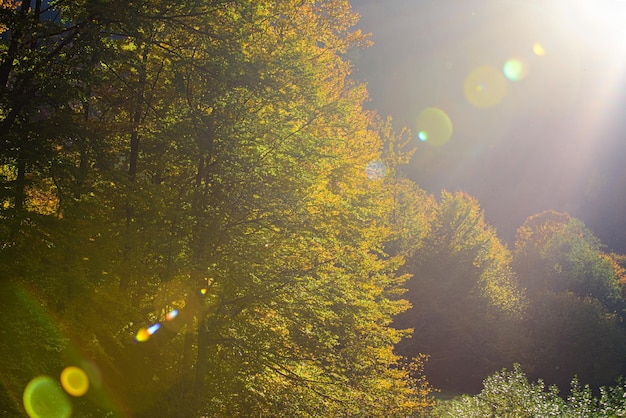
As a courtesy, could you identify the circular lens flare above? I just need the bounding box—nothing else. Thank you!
[533,42,546,56]
[23,376,72,418]
[416,107,453,146]
[464,66,508,108]
[61,366,89,397]
[365,160,386,180]
[503,58,527,81]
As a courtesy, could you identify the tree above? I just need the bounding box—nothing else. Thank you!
[513,211,626,389]
[522,291,626,390]
[1,1,434,416]
[395,190,525,392]
[434,364,626,418]
[514,211,622,306]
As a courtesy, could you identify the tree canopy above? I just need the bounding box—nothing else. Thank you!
[3,1,626,416]
[0,1,433,416]
[394,190,525,392]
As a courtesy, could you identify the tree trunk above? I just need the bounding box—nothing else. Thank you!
[120,45,148,292]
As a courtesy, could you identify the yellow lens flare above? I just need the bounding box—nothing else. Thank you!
[60,366,89,397]
[23,376,72,418]
[135,323,161,342]
[464,66,508,108]
[135,327,150,342]
[416,107,453,146]
[533,42,546,56]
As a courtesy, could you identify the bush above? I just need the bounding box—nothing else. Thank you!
[433,364,626,417]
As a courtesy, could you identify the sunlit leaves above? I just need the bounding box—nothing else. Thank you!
[514,210,622,305]
[434,364,626,417]
[0,0,436,416]
[512,211,626,389]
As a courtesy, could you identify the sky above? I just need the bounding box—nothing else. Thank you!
[350,0,626,250]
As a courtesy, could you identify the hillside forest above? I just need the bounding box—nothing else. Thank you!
[1,1,626,417]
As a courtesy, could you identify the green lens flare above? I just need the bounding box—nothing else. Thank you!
[23,376,72,418]
[503,59,526,81]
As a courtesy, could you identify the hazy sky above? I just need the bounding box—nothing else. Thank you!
[351,0,626,248]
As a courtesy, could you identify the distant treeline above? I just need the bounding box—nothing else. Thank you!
[395,199,626,394]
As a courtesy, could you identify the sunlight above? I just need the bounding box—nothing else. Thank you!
[556,0,626,44]
[546,0,626,170]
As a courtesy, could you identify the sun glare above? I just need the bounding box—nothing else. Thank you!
[553,0,626,47]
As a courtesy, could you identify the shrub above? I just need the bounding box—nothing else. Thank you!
[433,364,626,417]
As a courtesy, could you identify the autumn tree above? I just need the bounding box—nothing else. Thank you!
[514,210,622,305]
[513,211,626,389]
[0,1,434,416]
[395,190,525,392]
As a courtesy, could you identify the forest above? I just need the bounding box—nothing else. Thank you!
[1,1,625,417]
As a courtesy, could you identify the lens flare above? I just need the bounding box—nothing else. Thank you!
[165,309,179,321]
[533,42,546,56]
[135,323,161,342]
[503,58,527,81]
[416,107,453,146]
[464,66,508,108]
[60,366,89,397]
[23,376,72,418]
[365,160,386,180]
[135,327,151,342]
[81,360,102,389]
[147,323,161,335]
[199,288,207,295]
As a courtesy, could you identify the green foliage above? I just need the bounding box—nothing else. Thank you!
[513,211,626,389]
[433,364,626,418]
[514,211,622,305]
[395,191,525,391]
[4,0,624,415]
[434,364,565,417]
[0,0,433,416]
[522,291,626,390]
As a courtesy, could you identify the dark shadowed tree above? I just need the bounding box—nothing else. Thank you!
[513,211,626,389]
[395,190,525,392]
